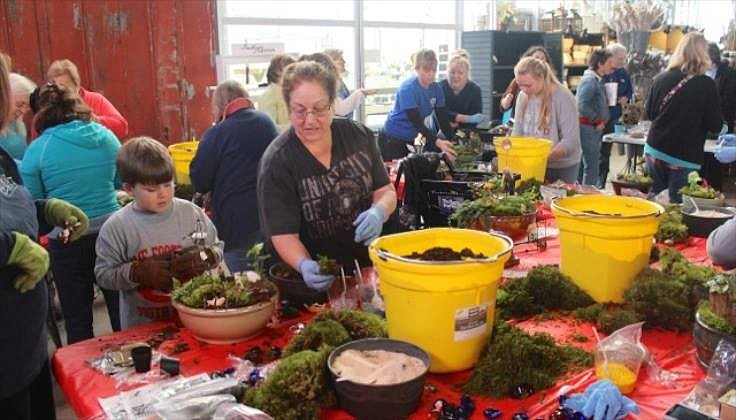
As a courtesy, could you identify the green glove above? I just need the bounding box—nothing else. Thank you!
[44,198,89,242]
[8,232,50,292]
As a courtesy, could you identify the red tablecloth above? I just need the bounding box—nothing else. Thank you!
[52,232,714,420]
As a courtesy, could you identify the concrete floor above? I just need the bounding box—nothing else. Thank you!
[49,148,735,419]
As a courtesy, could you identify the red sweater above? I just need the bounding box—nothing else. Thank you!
[79,88,128,141]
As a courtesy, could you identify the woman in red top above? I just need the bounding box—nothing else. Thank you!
[46,59,128,141]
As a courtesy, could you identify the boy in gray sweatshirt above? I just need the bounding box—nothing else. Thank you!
[95,137,223,329]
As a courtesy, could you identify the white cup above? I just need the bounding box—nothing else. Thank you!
[605,82,618,107]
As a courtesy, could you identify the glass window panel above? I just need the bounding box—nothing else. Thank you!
[222,25,355,92]
[222,0,354,20]
[363,1,455,24]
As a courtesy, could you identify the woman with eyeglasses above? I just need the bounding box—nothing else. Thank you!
[0,73,35,160]
[378,48,457,161]
[257,61,397,292]
[511,56,581,183]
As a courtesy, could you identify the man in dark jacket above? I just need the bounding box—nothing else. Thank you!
[190,80,278,273]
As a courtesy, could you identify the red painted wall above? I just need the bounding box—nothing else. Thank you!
[0,0,217,144]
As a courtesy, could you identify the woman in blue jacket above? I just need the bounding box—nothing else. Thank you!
[576,49,613,187]
[20,84,121,344]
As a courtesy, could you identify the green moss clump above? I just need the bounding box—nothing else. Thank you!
[569,333,589,343]
[655,205,688,244]
[660,248,718,290]
[314,309,388,340]
[463,322,592,398]
[697,301,736,335]
[597,309,644,334]
[517,178,542,200]
[170,272,276,309]
[497,266,595,319]
[244,349,335,420]
[572,303,606,323]
[317,255,340,276]
[623,268,692,332]
[282,319,351,357]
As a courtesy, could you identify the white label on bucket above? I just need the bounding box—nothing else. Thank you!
[454,303,489,341]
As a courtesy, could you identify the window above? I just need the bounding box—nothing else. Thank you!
[222,0,353,21]
[363,1,456,25]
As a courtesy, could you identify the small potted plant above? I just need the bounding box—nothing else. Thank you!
[449,190,537,241]
[706,273,736,327]
[678,171,726,207]
[171,243,279,344]
[611,161,654,195]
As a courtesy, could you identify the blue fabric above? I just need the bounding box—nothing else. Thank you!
[646,154,689,203]
[602,68,633,122]
[0,122,27,160]
[383,76,445,142]
[20,120,120,218]
[190,108,278,252]
[338,79,353,120]
[576,70,609,124]
[643,144,700,170]
[545,163,579,184]
[579,125,602,186]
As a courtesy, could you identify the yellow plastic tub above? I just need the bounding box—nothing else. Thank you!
[168,141,199,184]
[493,136,553,184]
[368,228,513,372]
[552,196,664,303]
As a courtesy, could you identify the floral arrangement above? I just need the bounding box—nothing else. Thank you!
[609,0,666,33]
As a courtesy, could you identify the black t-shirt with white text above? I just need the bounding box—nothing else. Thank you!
[257,118,390,267]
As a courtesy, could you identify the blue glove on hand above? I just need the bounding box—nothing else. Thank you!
[714,146,736,164]
[297,258,334,291]
[718,134,736,147]
[466,113,486,124]
[353,205,385,245]
[563,380,639,420]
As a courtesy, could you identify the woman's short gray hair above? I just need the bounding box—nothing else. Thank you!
[212,80,249,114]
[9,72,36,96]
[607,43,627,57]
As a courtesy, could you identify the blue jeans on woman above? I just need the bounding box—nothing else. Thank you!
[49,234,120,344]
[546,163,580,184]
[579,125,602,186]
[645,154,689,204]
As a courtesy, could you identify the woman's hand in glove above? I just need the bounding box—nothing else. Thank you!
[170,246,219,279]
[130,254,174,291]
[353,205,385,245]
[297,258,334,291]
[45,198,89,242]
[8,232,50,292]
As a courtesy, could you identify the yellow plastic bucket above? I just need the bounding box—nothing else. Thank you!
[168,141,199,184]
[551,196,664,303]
[368,228,513,372]
[493,136,553,184]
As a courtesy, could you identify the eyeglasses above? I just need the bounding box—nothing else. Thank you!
[289,103,331,121]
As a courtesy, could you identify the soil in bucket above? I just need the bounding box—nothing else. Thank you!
[369,228,513,373]
[404,247,487,261]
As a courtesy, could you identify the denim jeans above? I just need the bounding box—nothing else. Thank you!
[49,234,120,344]
[579,125,602,186]
[223,231,264,274]
[546,163,580,184]
[645,155,689,204]
[598,121,615,189]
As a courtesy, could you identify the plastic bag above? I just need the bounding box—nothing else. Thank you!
[213,402,274,420]
[153,394,236,419]
[681,340,736,418]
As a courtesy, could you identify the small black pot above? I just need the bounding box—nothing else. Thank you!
[328,338,430,420]
[268,262,327,306]
[680,205,735,238]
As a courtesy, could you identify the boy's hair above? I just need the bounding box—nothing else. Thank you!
[117,136,174,185]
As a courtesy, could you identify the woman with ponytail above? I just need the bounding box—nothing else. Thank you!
[511,56,581,183]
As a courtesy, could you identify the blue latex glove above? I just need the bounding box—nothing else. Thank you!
[353,205,385,245]
[563,380,639,420]
[297,258,334,291]
[718,134,736,147]
[720,123,728,135]
[465,113,486,124]
[714,146,736,164]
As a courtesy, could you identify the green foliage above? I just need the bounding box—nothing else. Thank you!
[660,248,718,291]
[245,242,270,278]
[314,309,388,340]
[317,255,340,276]
[496,266,595,320]
[282,319,351,357]
[572,303,606,323]
[517,178,542,200]
[678,171,719,199]
[616,173,653,184]
[623,268,692,332]
[656,205,689,244]
[244,349,335,420]
[449,192,537,227]
[463,322,592,398]
[597,309,644,334]
[705,273,736,297]
[170,272,276,309]
[697,301,736,335]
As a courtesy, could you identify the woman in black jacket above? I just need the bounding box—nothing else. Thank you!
[644,33,722,203]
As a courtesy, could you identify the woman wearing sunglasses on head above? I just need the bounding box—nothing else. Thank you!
[257,61,397,292]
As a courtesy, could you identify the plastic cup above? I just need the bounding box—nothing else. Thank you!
[328,275,359,310]
[605,82,618,106]
[593,344,644,394]
[131,346,152,373]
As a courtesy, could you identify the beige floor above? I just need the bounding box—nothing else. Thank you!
[50,148,735,419]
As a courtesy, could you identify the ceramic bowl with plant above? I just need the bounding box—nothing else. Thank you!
[170,243,279,344]
[449,191,537,241]
[679,171,726,207]
[611,166,654,195]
